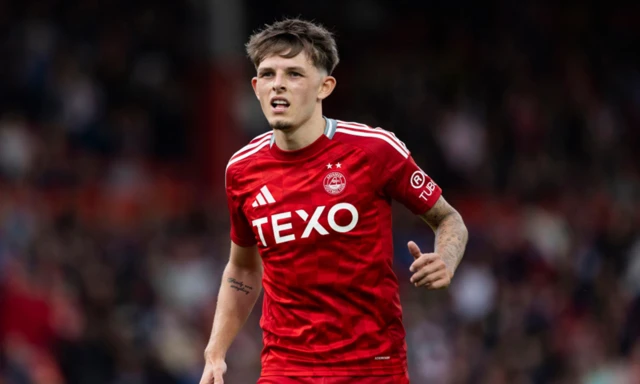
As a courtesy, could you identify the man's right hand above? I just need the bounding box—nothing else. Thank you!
[200,359,227,384]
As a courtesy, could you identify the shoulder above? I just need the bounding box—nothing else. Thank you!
[332,119,410,160]
[226,131,273,172]
[225,131,273,187]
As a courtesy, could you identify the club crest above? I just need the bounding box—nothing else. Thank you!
[323,172,346,195]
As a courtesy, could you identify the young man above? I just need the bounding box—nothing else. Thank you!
[200,19,468,384]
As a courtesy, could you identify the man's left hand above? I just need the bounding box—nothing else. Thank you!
[408,241,453,289]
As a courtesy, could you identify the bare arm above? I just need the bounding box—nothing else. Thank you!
[204,241,263,362]
[408,196,468,289]
[419,196,468,276]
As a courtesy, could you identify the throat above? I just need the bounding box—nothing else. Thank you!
[273,117,326,151]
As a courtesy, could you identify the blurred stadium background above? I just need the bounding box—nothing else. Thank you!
[1,1,639,383]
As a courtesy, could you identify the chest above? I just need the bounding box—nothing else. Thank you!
[239,149,377,248]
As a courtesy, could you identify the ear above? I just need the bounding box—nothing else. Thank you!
[317,76,337,101]
[251,77,259,99]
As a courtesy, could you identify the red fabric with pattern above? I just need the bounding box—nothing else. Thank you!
[256,372,410,383]
[225,120,441,377]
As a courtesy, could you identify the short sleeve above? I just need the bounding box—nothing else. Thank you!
[365,129,442,215]
[383,155,442,215]
[226,168,257,246]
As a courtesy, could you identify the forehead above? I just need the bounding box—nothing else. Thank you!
[257,51,316,71]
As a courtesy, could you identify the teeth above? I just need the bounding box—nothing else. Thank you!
[273,100,288,105]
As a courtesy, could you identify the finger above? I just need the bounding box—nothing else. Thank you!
[199,371,213,384]
[410,259,445,281]
[415,269,448,287]
[420,273,451,289]
[411,266,443,285]
[407,241,422,260]
[427,277,451,289]
[414,270,442,287]
[212,368,225,384]
[409,253,439,272]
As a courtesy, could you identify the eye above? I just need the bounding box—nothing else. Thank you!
[260,71,274,78]
[290,72,303,77]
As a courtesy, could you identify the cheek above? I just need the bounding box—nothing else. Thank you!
[258,88,271,106]
[256,80,268,94]
[294,87,316,108]
[258,83,270,97]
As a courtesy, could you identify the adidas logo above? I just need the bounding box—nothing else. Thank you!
[252,186,276,208]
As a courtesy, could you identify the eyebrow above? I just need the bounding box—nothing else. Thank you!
[258,66,306,74]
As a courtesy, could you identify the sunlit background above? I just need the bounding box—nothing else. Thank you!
[1,1,639,383]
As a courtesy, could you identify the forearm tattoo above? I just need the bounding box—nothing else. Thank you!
[420,198,468,275]
[227,278,254,295]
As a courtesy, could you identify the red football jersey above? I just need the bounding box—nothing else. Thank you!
[225,118,442,377]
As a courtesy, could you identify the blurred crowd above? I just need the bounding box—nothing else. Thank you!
[2,1,640,383]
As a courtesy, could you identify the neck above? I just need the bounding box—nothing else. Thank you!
[273,110,325,151]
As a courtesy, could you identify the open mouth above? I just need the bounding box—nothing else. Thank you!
[271,98,290,113]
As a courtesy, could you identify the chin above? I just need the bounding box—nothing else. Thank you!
[269,117,294,131]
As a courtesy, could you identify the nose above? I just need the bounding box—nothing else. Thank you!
[272,72,285,92]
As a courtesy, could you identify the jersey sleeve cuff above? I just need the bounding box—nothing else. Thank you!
[414,186,443,215]
[230,234,257,247]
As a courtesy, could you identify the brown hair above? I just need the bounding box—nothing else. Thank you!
[246,18,339,75]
